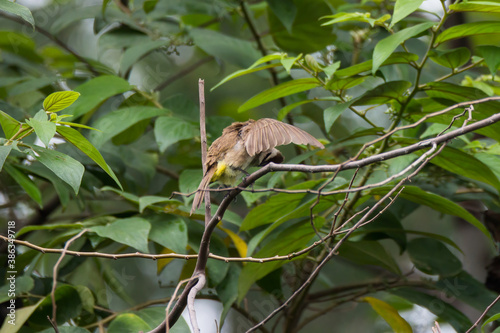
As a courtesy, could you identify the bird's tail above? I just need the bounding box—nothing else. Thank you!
[190,167,216,216]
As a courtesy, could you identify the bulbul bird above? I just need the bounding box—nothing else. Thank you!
[190,118,324,215]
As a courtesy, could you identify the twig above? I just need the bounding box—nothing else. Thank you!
[50,229,88,325]
[465,294,500,333]
[199,79,211,225]
[154,58,213,92]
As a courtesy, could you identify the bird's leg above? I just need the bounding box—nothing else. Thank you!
[235,167,254,192]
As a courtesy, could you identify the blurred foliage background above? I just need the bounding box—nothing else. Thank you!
[1,0,500,332]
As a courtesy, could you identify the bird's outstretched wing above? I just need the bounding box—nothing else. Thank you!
[243,118,324,156]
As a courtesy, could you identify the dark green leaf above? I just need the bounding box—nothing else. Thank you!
[238,78,321,112]
[89,106,166,148]
[278,97,340,121]
[56,126,122,189]
[138,196,180,213]
[120,39,171,74]
[363,297,412,333]
[338,240,401,274]
[353,80,412,106]
[0,31,42,62]
[64,75,132,118]
[436,22,500,45]
[216,264,241,327]
[30,145,84,194]
[39,327,91,333]
[9,76,58,96]
[336,52,419,78]
[408,238,462,276]
[30,285,82,325]
[143,0,159,13]
[43,91,81,112]
[326,76,367,90]
[0,1,35,29]
[429,47,471,69]
[90,217,151,253]
[190,28,260,68]
[369,186,491,240]
[148,215,187,254]
[154,116,199,152]
[391,0,425,27]
[0,275,34,303]
[268,0,334,53]
[373,22,435,74]
[390,287,472,332]
[266,0,297,32]
[4,163,42,206]
[477,45,500,76]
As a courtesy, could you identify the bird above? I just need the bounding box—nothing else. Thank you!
[190,118,324,215]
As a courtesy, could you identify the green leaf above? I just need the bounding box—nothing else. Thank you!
[56,126,122,189]
[407,238,462,276]
[4,163,42,206]
[336,52,419,78]
[450,1,500,13]
[190,28,260,68]
[338,240,401,274]
[390,288,472,332]
[120,39,171,74]
[326,76,368,90]
[369,186,491,240]
[26,110,56,148]
[30,145,84,194]
[268,0,334,54]
[0,31,42,62]
[324,101,352,132]
[89,106,167,148]
[108,313,151,333]
[211,53,283,91]
[435,22,500,45]
[39,327,91,333]
[363,297,412,333]
[321,12,375,26]
[90,217,151,253]
[266,0,297,32]
[281,54,302,74]
[238,78,321,112]
[477,45,500,76]
[0,299,44,332]
[30,285,82,325]
[50,5,101,34]
[0,275,34,303]
[63,75,132,118]
[373,22,435,74]
[8,76,58,96]
[43,91,81,112]
[391,0,425,27]
[482,313,500,333]
[0,1,35,29]
[0,145,12,171]
[429,47,471,69]
[353,80,412,106]
[154,116,199,152]
[238,217,325,301]
[216,264,241,327]
[278,97,340,121]
[148,215,187,254]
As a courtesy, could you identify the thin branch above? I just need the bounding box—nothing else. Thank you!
[154,57,213,92]
[465,294,500,333]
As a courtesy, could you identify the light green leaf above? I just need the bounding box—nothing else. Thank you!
[336,52,418,78]
[26,111,56,148]
[89,106,167,148]
[435,22,500,45]
[211,53,283,91]
[63,75,132,118]
[56,126,122,189]
[482,313,500,333]
[373,22,435,74]
[0,299,44,333]
[321,12,376,27]
[4,163,42,206]
[120,39,170,74]
[30,145,84,194]
[43,91,81,112]
[154,116,198,152]
[90,217,151,253]
[0,1,34,29]
[391,0,425,27]
[450,1,500,13]
[324,101,353,132]
[277,97,340,121]
[238,78,321,112]
[0,145,13,171]
[363,297,413,333]
[108,313,151,333]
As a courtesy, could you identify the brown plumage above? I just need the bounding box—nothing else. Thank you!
[190,118,324,215]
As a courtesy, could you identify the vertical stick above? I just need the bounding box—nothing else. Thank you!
[198,79,211,225]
